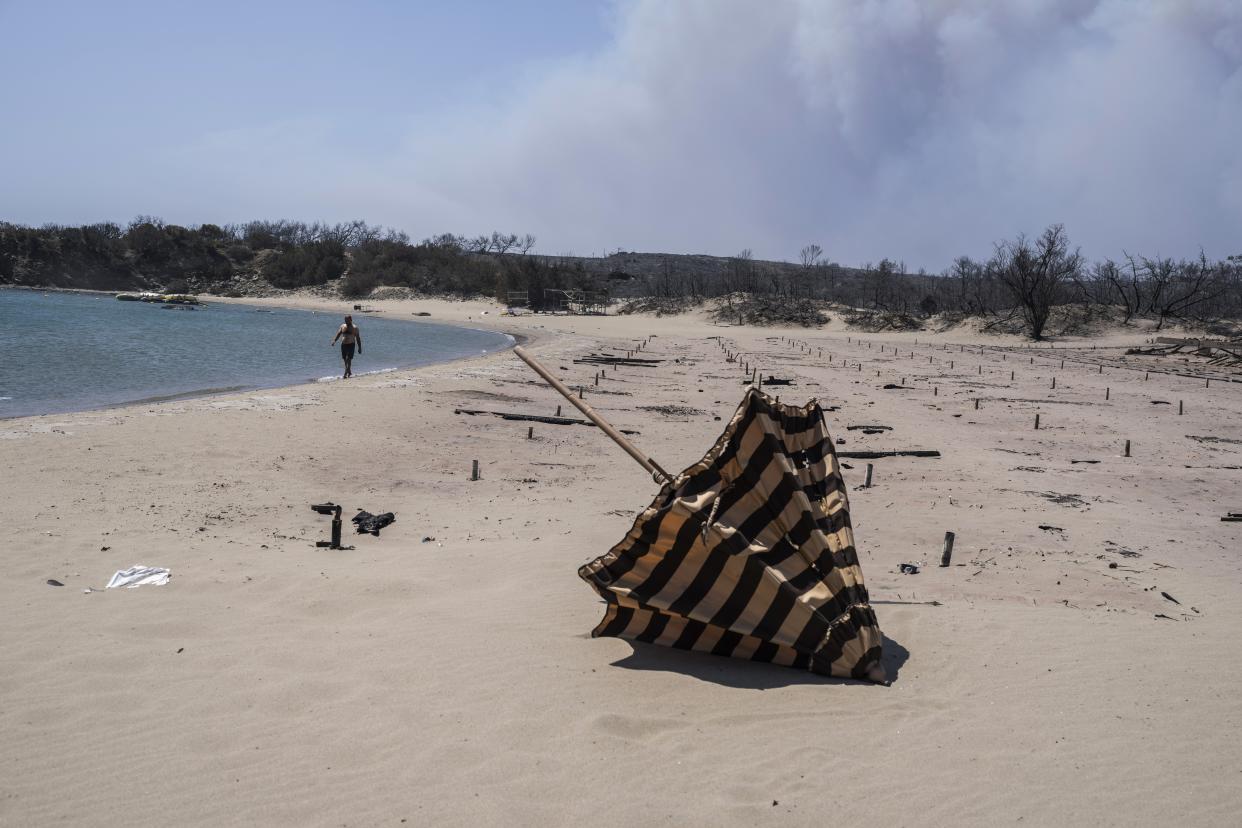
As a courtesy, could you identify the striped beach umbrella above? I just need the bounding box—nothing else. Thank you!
[579,388,886,682]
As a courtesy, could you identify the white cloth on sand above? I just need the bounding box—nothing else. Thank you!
[106,565,171,589]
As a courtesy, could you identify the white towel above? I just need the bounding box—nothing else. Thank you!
[106,565,171,589]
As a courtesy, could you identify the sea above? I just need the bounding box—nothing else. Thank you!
[0,289,514,419]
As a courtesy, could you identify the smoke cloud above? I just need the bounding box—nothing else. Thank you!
[399,0,1242,268]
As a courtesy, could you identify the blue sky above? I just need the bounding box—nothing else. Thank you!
[2,1,1240,269]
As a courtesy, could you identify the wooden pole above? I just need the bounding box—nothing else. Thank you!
[514,346,672,483]
[864,463,874,488]
[940,531,955,567]
[1034,413,1040,429]
[1124,439,1130,457]
[471,460,480,481]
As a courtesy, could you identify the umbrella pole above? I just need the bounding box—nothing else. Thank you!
[514,346,672,484]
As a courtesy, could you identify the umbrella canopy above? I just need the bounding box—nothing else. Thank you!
[579,388,885,682]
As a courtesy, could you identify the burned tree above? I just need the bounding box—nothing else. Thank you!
[993,224,1082,340]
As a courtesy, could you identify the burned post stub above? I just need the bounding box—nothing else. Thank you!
[940,531,956,567]
[311,502,344,549]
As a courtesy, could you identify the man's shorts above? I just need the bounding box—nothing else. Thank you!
[341,343,355,360]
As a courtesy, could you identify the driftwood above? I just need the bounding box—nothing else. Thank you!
[739,377,796,386]
[846,425,893,432]
[836,450,941,459]
[574,355,663,366]
[454,407,640,435]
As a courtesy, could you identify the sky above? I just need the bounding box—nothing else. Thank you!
[1,0,1239,270]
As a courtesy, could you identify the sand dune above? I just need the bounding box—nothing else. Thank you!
[2,297,1240,826]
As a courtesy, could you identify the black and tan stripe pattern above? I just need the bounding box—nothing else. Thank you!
[579,388,885,681]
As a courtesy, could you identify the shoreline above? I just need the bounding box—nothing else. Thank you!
[0,290,527,423]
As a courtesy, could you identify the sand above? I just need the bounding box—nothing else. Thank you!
[2,296,1241,826]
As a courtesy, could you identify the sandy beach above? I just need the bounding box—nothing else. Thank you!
[3,297,1241,826]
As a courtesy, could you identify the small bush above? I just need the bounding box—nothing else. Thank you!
[341,270,378,298]
[617,296,698,317]
[710,296,828,327]
[842,309,923,331]
[265,241,345,288]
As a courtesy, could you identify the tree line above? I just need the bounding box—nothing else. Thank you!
[3,218,1238,338]
[637,225,1241,338]
[0,218,590,304]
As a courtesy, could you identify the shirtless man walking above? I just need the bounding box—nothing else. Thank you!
[330,314,362,378]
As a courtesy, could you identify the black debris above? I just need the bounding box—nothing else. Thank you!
[353,511,396,536]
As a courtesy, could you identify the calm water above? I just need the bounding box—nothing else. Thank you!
[0,290,513,418]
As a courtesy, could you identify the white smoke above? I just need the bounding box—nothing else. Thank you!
[399,0,1242,268]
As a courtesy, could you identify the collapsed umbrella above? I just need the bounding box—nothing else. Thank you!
[516,347,886,683]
